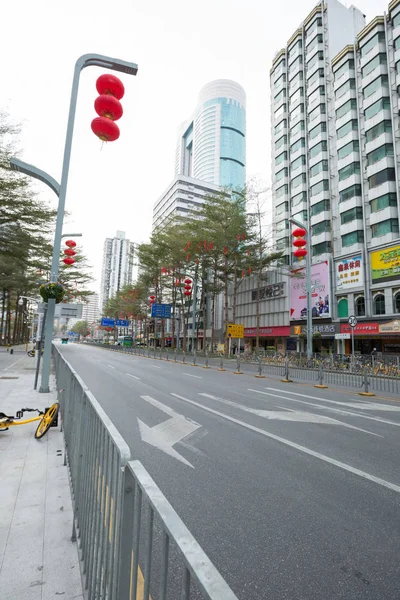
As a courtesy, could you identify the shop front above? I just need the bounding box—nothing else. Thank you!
[291,322,338,354]
[340,320,400,355]
[244,326,291,353]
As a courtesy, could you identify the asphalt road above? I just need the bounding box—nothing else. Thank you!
[57,342,400,600]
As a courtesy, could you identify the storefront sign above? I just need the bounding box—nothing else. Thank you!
[340,322,379,335]
[244,326,290,337]
[292,323,338,337]
[335,333,350,340]
[335,255,363,290]
[379,320,400,334]
[371,244,400,283]
[252,282,285,301]
[290,261,331,320]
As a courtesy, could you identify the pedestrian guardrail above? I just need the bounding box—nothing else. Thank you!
[53,344,238,600]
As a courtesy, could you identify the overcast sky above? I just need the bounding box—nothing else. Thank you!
[1,0,389,291]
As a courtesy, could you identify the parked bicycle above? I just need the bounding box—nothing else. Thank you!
[0,403,59,439]
[27,347,44,357]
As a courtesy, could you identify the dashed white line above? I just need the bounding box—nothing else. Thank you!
[151,365,162,369]
[108,365,116,369]
[126,373,140,380]
[183,373,202,379]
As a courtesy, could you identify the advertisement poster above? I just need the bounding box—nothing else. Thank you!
[335,255,363,290]
[290,261,330,320]
[371,245,400,283]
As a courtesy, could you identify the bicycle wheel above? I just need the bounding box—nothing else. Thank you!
[27,350,35,357]
[35,403,59,439]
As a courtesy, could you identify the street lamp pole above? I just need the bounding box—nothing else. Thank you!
[11,53,138,392]
[290,217,313,359]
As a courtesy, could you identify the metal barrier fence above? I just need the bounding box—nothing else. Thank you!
[53,345,238,600]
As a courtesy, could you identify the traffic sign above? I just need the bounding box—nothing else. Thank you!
[116,319,129,327]
[101,317,115,327]
[348,315,357,328]
[227,323,244,339]
[151,304,173,319]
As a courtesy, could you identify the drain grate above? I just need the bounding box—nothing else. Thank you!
[0,376,19,380]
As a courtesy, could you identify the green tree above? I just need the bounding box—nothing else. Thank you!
[70,320,90,337]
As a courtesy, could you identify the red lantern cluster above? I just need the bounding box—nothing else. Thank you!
[292,227,307,259]
[63,239,77,267]
[91,74,125,143]
[149,295,156,305]
[184,278,192,297]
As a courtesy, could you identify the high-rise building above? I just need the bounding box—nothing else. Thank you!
[82,293,100,324]
[330,1,400,329]
[270,0,366,264]
[175,80,246,191]
[100,231,136,311]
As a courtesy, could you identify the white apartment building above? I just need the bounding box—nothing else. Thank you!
[330,0,400,337]
[82,293,100,324]
[270,0,365,264]
[100,231,136,311]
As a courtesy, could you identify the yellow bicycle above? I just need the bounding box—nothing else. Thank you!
[0,403,59,439]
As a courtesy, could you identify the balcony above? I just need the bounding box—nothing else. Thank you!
[366,155,395,179]
[337,151,360,173]
[308,150,328,169]
[359,41,386,69]
[338,172,361,192]
[311,210,330,226]
[367,179,397,200]
[365,132,394,154]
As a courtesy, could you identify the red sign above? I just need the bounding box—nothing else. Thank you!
[244,326,290,337]
[340,322,379,335]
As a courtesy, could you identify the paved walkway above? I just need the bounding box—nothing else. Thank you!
[0,357,83,600]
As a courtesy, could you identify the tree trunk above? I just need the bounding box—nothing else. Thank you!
[201,263,207,351]
[256,272,261,352]
[224,256,229,357]
[210,290,216,354]
[232,252,238,324]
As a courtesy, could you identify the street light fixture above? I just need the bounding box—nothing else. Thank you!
[10,53,138,393]
[289,217,313,359]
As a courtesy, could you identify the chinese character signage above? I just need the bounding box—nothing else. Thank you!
[290,261,330,320]
[151,304,173,319]
[371,244,400,283]
[251,282,285,301]
[340,322,380,335]
[335,255,363,291]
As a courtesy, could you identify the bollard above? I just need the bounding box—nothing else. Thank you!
[174,349,177,363]
[281,357,293,383]
[358,366,375,396]
[255,356,265,378]
[234,353,243,374]
[192,350,197,366]
[159,348,163,360]
[203,350,210,369]
[182,351,186,364]
[314,362,328,388]
[10,348,14,355]
[218,355,226,371]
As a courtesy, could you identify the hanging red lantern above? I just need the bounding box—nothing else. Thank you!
[242,234,246,240]
[94,94,123,121]
[293,238,307,248]
[161,267,167,274]
[65,240,77,248]
[242,270,245,277]
[96,74,125,99]
[91,117,120,142]
[292,227,306,238]
[184,285,191,291]
[184,278,192,284]
[64,248,76,257]
[224,246,229,254]
[149,295,156,300]
[208,242,214,251]
[186,253,190,261]
[175,279,180,285]
[63,257,75,266]
[184,291,191,296]
[294,248,307,258]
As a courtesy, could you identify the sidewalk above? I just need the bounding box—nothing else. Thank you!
[0,356,83,600]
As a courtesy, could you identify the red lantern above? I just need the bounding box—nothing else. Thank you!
[184,278,192,284]
[149,295,156,300]
[294,248,308,258]
[64,248,76,257]
[96,74,125,99]
[293,238,307,248]
[184,285,191,291]
[63,257,75,266]
[242,270,245,277]
[65,240,77,248]
[91,117,120,142]
[184,291,191,296]
[175,279,180,285]
[94,94,123,121]
[292,227,306,238]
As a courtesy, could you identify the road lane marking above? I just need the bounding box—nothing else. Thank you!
[96,359,102,363]
[108,365,116,369]
[183,373,202,379]
[200,393,380,436]
[255,390,400,428]
[266,388,400,412]
[126,373,140,380]
[171,393,400,494]
[151,365,162,369]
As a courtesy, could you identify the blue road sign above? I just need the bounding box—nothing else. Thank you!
[151,304,173,319]
[116,319,129,327]
[101,317,115,327]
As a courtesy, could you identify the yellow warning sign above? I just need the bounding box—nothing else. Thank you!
[227,323,244,339]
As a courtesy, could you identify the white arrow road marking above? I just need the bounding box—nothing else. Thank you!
[266,388,400,412]
[171,393,400,494]
[138,396,201,468]
[184,373,202,379]
[108,365,116,369]
[126,373,140,380]
[200,393,380,436]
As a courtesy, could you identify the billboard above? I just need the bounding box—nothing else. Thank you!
[290,261,330,320]
[335,255,363,291]
[371,244,400,283]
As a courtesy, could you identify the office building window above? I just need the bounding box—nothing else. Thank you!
[276,201,289,215]
[370,193,397,212]
[310,179,329,196]
[275,151,288,166]
[310,159,328,177]
[276,184,289,198]
[340,206,363,224]
[367,144,394,165]
[334,59,355,81]
[307,68,324,87]
[309,140,327,159]
[313,241,331,255]
[309,103,326,122]
[309,122,327,139]
[394,292,400,314]
[274,103,287,119]
[289,72,304,91]
[289,56,303,78]
[365,120,392,142]
[290,121,305,136]
[306,51,323,71]
[311,199,330,216]
[275,119,287,135]
[338,140,359,160]
[374,293,385,315]
[288,39,302,59]
[274,88,287,103]
[306,33,323,53]
[290,87,304,104]
[290,137,305,154]
[394,36,400,51]
[339,184,362,203]
[274,73,286,89]
[291,155,306,171]
[339,162,360,181]
[336,79,356,99]
[364,97,390,120]
[306,17,322,38]
[355,297,365,316]
[368,168,395,189]
[275,135,288,150]
[337,119,358,139]
[341,230,364,247]
[360,31,385,57]
[364,75,388,98]
[290,104,305,120]
[292,191,307,207]
[371,218,399,237]
[311,220,330,235]
[362,53,387,78]
[292,210,308,224]
[291,173,307,188]
[336,98,357,120]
